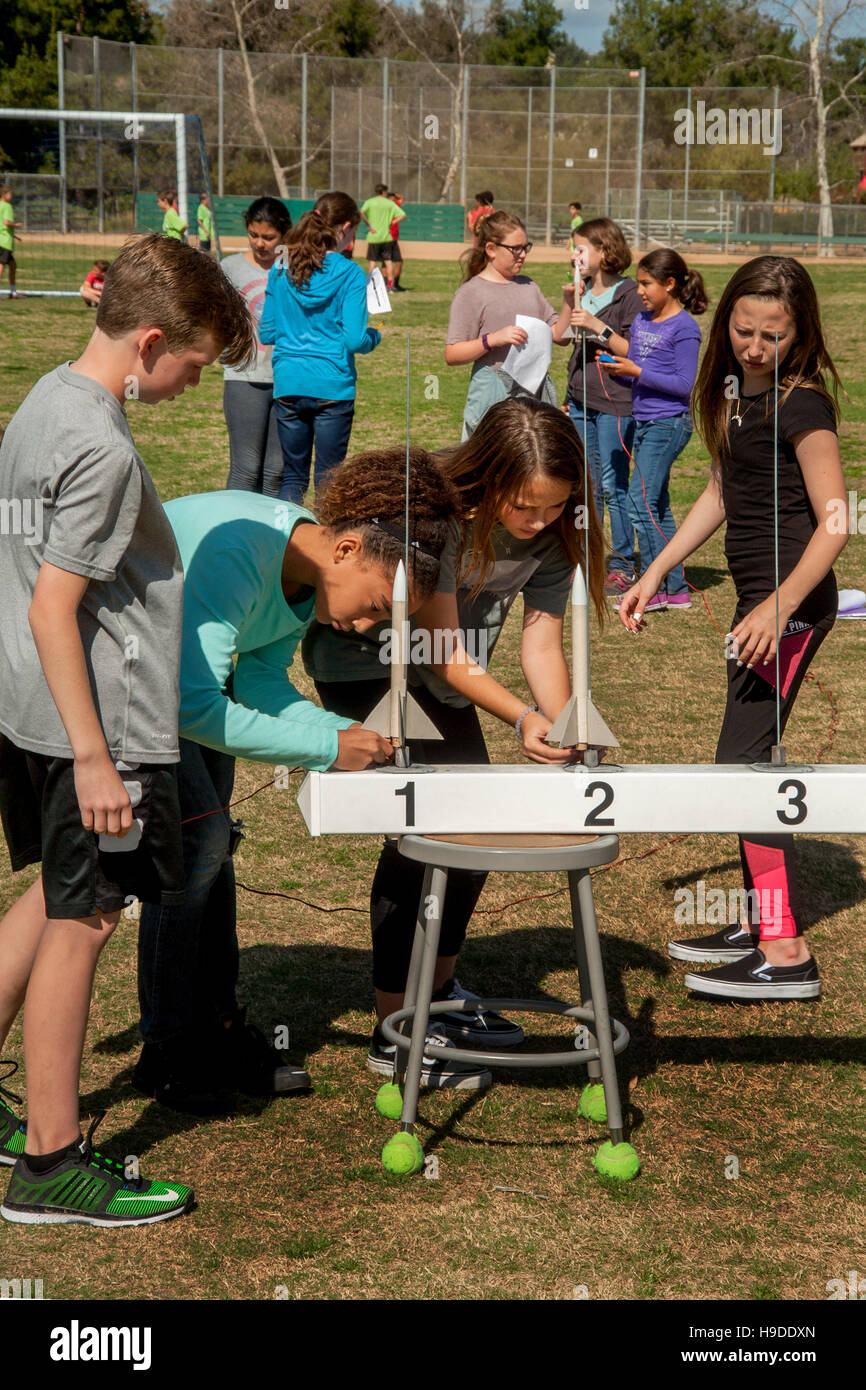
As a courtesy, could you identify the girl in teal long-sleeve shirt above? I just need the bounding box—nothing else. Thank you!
[259,190,381,505]
[134,448,458,1115]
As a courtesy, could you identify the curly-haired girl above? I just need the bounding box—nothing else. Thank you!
[133,449,459,1114]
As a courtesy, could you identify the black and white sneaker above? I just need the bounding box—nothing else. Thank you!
[367,1022,491,1091]
[219,1007,311,1096]
[432,977,525,1048]
[684,949,821,1000]
[668,923,758,963]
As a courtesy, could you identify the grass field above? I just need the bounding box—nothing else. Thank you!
[0,257,864,1303]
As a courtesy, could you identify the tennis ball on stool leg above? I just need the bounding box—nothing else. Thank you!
[375,1082,404,1120]
[579,1083,607,1123]
[594,1140,640,1181]
[382,1132,424,1175]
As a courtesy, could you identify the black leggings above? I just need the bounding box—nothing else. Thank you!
[715,612,834,937]
[314,678,489,991]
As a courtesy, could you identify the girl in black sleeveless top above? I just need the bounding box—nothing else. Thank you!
[619,256,847,1000]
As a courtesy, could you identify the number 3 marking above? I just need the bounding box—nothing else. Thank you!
[777,779,807,826]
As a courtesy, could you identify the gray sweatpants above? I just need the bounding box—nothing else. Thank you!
[223,380,283,496]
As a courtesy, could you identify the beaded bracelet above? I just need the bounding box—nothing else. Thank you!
[515,705,539,740]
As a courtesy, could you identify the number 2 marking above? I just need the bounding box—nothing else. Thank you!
[777,778,807,826]
[585,780,614,827]
[395,781,415,827]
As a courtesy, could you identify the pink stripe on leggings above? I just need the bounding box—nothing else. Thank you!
[741,839,798,939]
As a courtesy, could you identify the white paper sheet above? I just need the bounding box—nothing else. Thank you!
[366,266,392,314]
[502,315,553,393]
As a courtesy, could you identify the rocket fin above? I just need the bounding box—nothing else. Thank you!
[362,693,390,737]
[403,692,443,740]
[362,691,443,742]
[545,697,578,747]
[544,696,619,749]
[586,698,620,749]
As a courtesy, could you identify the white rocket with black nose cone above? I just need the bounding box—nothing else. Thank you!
[362,559,442,767]
[545,564,619,751]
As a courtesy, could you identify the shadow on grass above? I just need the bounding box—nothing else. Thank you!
[682,564,728,590]
[658,838,866,933]
[88,834,864,1155]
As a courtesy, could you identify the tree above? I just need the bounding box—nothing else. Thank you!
[601,0,798,87]
[481,0,585,68]
[752,0,866,244]
[0,0,158,169]
[379,0,485,201]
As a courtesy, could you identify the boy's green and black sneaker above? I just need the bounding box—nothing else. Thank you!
[1,1112,194,1227]
[0,1062,26,1167]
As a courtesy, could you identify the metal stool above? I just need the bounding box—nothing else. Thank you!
[377,832,638,1180]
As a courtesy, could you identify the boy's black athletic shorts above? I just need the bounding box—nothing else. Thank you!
[366,241,394,262]
[0,734,185,919]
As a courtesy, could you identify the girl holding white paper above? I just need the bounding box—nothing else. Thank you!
[445,210,575,439]
[259,191,381,503]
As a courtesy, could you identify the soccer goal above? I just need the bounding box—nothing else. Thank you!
[0,108,220,298]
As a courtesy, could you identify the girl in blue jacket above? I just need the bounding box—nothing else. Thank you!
[259,191,381,503]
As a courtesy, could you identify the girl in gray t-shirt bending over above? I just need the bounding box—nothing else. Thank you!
[304,397,607,1085]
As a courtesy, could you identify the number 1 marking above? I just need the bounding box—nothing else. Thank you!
[395,781,415,827]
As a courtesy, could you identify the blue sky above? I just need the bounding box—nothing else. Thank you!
[561,0,618,57]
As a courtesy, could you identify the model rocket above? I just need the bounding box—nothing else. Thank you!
[545,565,619,751]
[363,559,442,767]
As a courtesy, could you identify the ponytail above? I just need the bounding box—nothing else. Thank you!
[282,190,361,288]
[638,248,708,315]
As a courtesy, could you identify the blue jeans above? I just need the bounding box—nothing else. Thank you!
[138,739,239,1046]
[569,402,636,576]
[274,396,355,503]
[627,412,692,596]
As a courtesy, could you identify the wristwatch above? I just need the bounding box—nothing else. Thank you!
[597,324,614,344]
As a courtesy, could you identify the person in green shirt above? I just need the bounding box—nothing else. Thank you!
[569,201,583,251]
[360,182,405,289]
[196,192,214,253]
[158,188,187,241]
[0,185,22,297]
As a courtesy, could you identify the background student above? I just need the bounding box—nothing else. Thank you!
[567,217,643,596]
[361,182,405,289]
[221,196,292,495]
[445,209,575,439]
[260,191,381,503]
[601,248,708,611]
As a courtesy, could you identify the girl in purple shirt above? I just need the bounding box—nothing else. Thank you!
[601,249,708,609]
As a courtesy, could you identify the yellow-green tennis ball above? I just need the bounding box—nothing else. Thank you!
[382,1132,424,1175]
[579,1083,607,1124]
[594,1140,640,1181]
[375,1082,403,1120]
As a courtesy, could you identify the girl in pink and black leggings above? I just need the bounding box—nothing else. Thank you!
[619,255,847,1001]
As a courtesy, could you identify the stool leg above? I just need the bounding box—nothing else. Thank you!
[573,868,625,1143]
[399,865,447,1132]
[568,869,601,1083]
[394,864,434,1087]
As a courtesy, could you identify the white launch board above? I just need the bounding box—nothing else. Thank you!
[297,762,866,837]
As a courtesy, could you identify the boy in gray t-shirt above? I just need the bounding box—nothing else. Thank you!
[0,234,254,1228]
